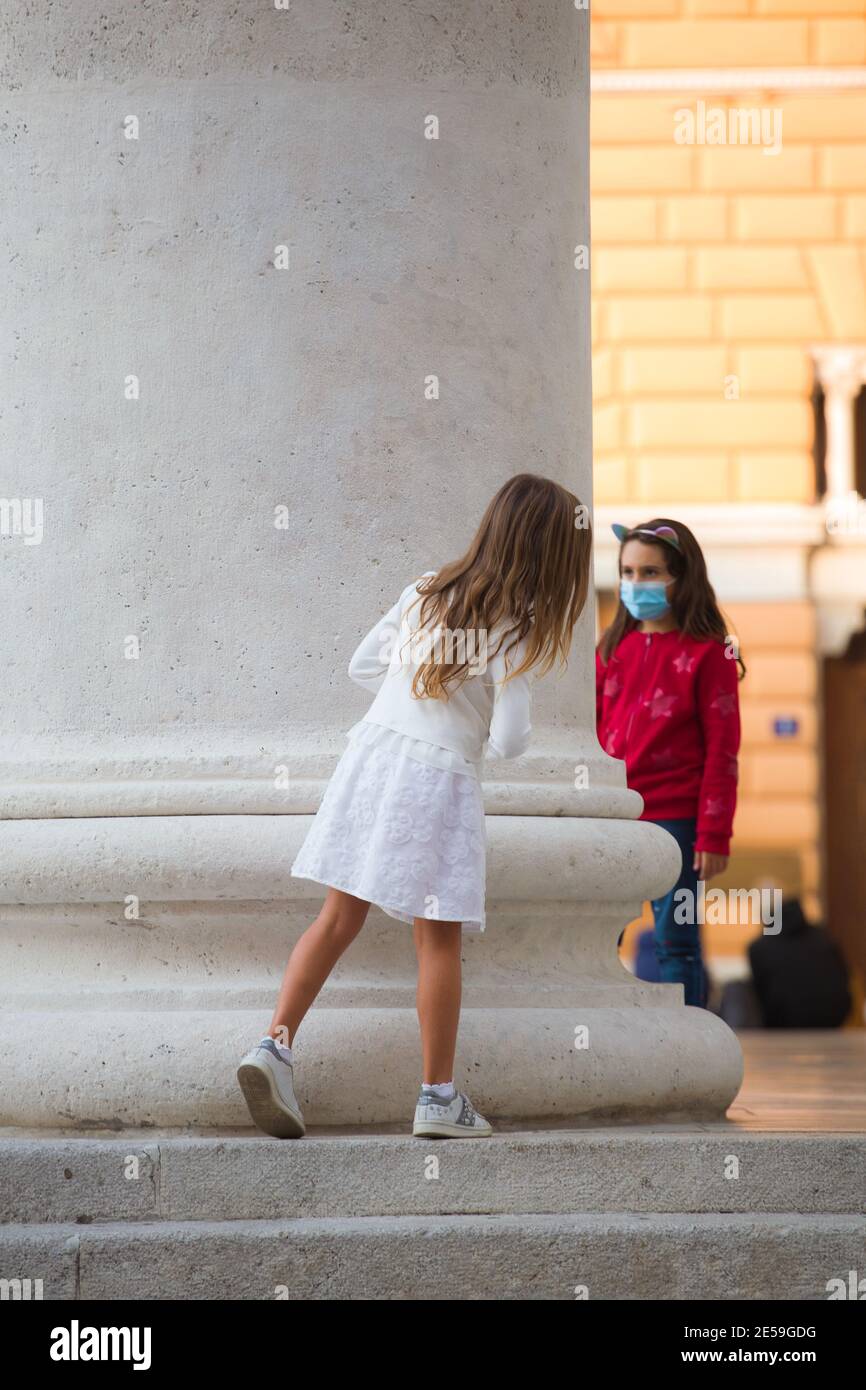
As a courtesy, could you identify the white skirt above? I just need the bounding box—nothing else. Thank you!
[291,720,487,933]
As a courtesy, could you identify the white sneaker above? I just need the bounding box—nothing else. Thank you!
[237,1037,305,1138]
[412,1088,493,1138]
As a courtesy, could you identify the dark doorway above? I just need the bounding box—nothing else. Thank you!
[822,616,866,997]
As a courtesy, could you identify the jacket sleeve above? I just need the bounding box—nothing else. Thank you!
[347,585,412,692]
[485,635,533,760]
[694,639,741,856]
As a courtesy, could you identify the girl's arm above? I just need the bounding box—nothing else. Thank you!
[347,583,414,692]
[694,640,741,857]
[485,635,533,759]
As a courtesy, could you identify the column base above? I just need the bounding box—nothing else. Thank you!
[0,813,744,1126]
[0,1005,742,1128]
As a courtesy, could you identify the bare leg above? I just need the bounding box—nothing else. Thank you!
[413,917,462,1084]
[267,888,370,1047]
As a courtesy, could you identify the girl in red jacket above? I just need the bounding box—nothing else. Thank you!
[596,519,745,1009]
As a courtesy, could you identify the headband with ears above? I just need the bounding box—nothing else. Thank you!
[611,522,681,551]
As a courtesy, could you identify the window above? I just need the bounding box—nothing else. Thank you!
[811,347,866,504]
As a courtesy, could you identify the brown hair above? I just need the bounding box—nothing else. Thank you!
[405,473,593,700]
[597,516,746,679]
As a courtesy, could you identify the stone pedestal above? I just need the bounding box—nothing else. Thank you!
[0,0,742,1126]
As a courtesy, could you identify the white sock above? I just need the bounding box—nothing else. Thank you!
[262,1035,293,1063]
[422,1080,455,1100]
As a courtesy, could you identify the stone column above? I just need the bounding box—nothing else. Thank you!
[0,0,742,1127]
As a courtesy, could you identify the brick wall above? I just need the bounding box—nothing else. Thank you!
[592,1,866,72]
[591,79,866,506]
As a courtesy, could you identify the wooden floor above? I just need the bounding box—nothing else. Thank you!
[725,1029,866,1132]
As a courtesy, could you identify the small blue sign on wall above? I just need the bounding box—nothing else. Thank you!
[773,717,799,738]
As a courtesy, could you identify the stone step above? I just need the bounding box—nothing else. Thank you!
[2,1128,865,1224]
[2,1212,865,1300]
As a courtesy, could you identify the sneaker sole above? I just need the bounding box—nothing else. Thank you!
[412,1120,493,1138]
[237,1060,305,1138]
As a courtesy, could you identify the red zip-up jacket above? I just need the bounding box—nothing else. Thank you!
[595,628,741,856]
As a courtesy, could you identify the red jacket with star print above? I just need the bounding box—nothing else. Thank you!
[595,628,741,856]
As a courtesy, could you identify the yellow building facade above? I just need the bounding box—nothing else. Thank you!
[589,0,866,1007]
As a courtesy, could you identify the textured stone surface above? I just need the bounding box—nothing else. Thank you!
[2,1130,864,1224]
[1,0,592,798]
[0,1004,742,1128]
[0,1227,79,1301]
[0,814,678,902]
[2,1213,864,1300]
[0,1,583,91]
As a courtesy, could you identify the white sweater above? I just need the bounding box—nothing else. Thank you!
[347,573,533,764]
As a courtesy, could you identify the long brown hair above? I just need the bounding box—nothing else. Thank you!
[406,473,593,700]
[597,517,746,680]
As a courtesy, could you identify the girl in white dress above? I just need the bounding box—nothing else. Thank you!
[237,473,593,1140]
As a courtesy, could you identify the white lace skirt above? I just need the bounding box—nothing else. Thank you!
[291,720,487,933]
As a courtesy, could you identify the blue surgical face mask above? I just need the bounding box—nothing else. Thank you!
[619,579,672,621]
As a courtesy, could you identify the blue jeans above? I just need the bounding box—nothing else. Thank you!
[647,817,709,1009]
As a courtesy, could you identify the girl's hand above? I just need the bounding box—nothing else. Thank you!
[693,851,727,881]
